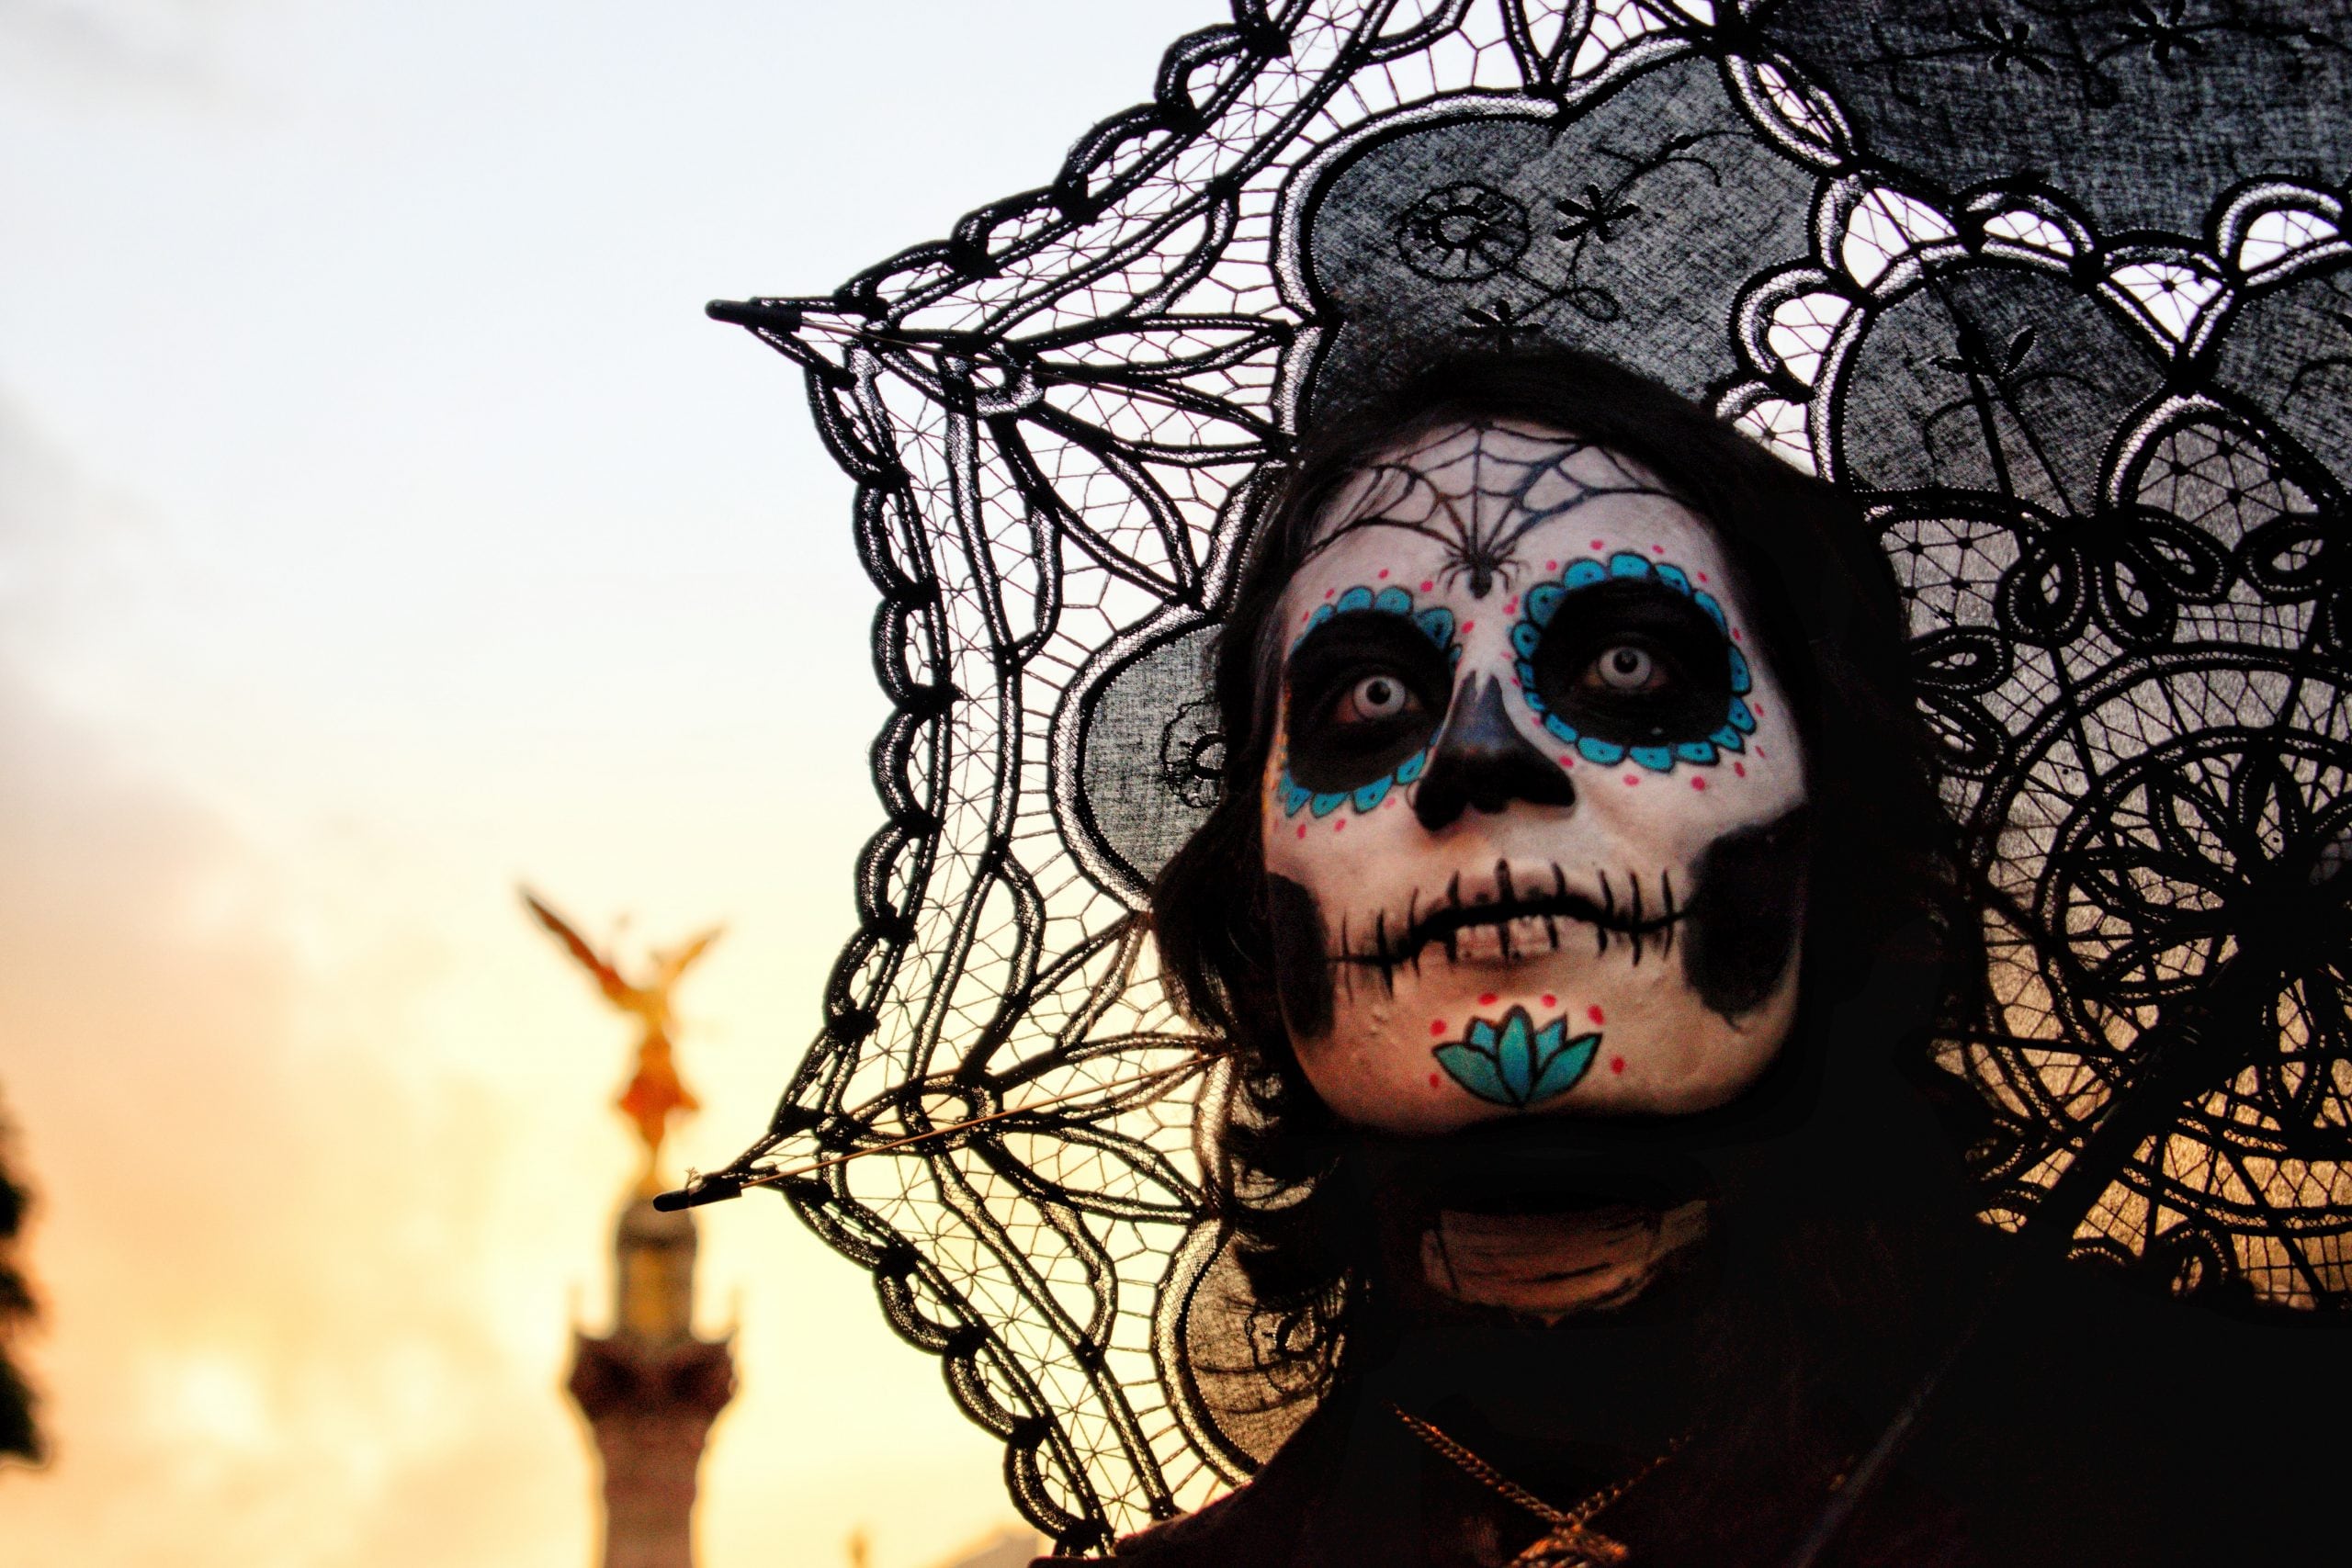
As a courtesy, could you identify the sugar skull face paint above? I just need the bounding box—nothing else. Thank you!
[1261,420,1811,1134]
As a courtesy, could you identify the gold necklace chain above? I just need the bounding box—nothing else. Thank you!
[1387,1404,1687,1568]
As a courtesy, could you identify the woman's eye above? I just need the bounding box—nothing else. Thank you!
[1524,580,1729,746]
[1586,644,1666,693]
[1334,672,1415,725]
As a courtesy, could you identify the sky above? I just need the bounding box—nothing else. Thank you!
[0,2,1227,1564]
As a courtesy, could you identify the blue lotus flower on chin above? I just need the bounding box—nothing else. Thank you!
[1431,1007,1601,1109]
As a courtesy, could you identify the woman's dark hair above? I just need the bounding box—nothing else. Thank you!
[1150,352,1986,1446]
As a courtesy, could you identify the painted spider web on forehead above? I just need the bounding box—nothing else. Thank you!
[1306,424,1681,596]
[673,1,2352,1549]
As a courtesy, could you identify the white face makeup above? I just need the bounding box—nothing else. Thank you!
[1260,420,1811,1134]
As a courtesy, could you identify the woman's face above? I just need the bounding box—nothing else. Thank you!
[1259,420,1810,1134]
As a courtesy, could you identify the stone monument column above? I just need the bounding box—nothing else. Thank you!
[567,1193,735,1568]
[529,891,734,1568]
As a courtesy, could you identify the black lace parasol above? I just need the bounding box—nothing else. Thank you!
[668,1,2352,1551]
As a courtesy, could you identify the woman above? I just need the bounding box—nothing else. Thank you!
[1061,333,2350,1568]
[1093,349,1984,1566]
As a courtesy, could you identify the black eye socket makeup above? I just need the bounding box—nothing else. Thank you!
[1528,580,1734,746]
[1285,613,1453,792]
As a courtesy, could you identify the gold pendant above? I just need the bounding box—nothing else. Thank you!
[1510,1523,1632,1568]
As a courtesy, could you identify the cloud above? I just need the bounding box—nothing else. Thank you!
[0,393,1024,1568]
[0,0,243,98]
[0,672,607,1566]
[0,402,596,1566]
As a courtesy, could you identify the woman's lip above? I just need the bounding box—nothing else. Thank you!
[1433,909,1674,967]
[1450,916,1572,964]
[1335,860,1681,973]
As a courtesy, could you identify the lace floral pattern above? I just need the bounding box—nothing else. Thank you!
[691,2,2352,1547]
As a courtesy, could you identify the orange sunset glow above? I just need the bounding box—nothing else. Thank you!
[0,4,1223,1565]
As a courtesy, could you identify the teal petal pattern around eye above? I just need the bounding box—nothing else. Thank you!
[1507,551,1752,781]
[1432,1006,1600,1108]
[1280,582,1460,818]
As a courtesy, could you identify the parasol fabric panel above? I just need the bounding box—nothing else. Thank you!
[693,2,2352,1550]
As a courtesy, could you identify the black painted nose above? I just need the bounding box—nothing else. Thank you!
[1413,674,1577,830]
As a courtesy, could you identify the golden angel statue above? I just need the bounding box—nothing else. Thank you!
[524,889,722,1179]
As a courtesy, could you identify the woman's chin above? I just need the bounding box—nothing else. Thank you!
[1296,979,1798,1132]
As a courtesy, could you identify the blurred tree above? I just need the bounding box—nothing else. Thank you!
[0,1090,39,1465]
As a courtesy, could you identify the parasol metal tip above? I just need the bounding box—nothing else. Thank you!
[707,298,801,332]
[652,1173,742,1212]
